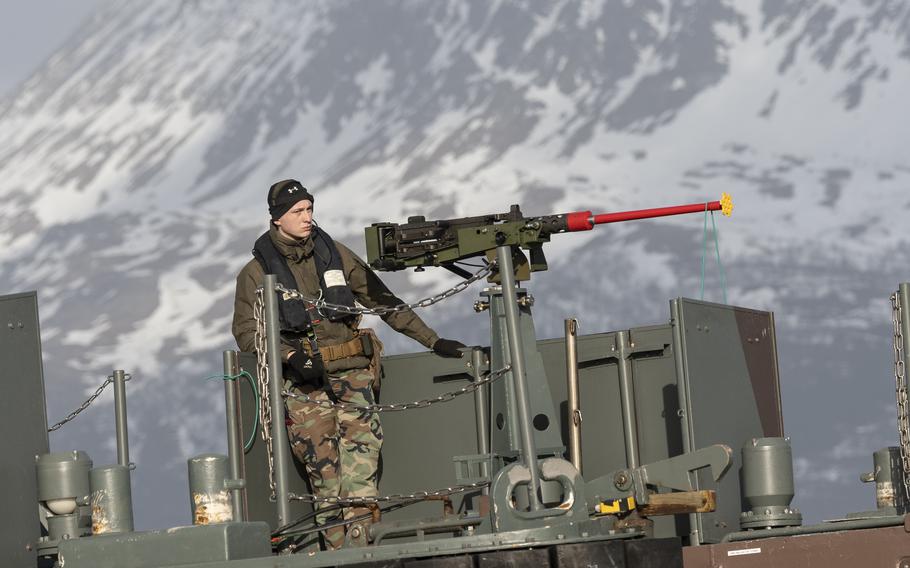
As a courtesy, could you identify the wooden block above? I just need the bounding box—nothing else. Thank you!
[637,490,716,516]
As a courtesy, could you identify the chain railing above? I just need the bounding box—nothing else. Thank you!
[252,261,495,500]
[288,481,490,505]
[253,286,279,498]
[891,290,910,498]
[276,260,496,317]
[47,374,127,433]
[283,364,509,413]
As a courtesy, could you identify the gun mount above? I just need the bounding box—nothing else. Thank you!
[365,194,733,278]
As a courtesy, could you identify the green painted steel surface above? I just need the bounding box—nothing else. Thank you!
[173,518,637,568]
[0,292,49,568]
[230,297,781,550]
[56,522,271,567]
[674,298,782,542]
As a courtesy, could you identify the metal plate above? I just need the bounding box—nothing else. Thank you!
[56,521,271,567]
[675,298,783,543]
[0,291,49,568]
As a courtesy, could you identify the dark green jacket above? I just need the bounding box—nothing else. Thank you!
[232,225,439,372]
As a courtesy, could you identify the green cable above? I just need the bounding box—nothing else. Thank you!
[700,204,709,301]
[699,207,728,304]
[710,210,728,304]
[204,371,259,452]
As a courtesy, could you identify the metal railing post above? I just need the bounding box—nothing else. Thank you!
[112,369,130,468]
[223,350,247,521]
[616,331,641,469]
[263,274,292,526]
[565,319,582,473]
[471,347,491,489]
[900,283,910,374]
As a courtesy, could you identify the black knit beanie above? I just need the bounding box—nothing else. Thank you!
[268,179,314,220]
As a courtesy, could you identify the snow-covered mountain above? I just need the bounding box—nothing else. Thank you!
[1,0,908,529]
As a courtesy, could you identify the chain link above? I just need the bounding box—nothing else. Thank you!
[254,288,278,498]
[891,291,910,498]
[283,364,509,413]
[288,481,490,505]
[47,375,124,432]
[276,261,496,317]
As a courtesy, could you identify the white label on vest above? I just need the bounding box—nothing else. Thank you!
[323,269,347,288]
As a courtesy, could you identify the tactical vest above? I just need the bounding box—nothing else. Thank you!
[252,227,356,333]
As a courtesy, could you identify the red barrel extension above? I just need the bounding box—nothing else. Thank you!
[565,193,733,232]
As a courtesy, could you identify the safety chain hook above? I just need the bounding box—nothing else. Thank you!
[47,374,127,432]
[891,291,910,498]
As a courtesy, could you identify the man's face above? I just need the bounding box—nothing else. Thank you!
[273,199,314,239]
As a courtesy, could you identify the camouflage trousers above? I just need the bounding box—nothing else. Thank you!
[285,366,381,550]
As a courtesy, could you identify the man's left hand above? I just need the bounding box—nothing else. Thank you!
[433,338,466,358]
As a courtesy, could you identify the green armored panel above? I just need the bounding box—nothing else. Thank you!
[536,326,681,539]
[56,521,270,567]
[538,326,678,472]
[0,291,49,568]
[231,298,781,545]
[538,333,627,477]
[236,352,314,532]
[674,298,783,543]
[378,351,482,523]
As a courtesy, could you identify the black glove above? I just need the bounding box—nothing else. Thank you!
[432,338,466,358]
[287,351,326,388]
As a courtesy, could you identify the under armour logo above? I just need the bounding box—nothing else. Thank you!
[287,186,299,194]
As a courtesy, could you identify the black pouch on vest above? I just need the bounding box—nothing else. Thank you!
[360,334,374,359]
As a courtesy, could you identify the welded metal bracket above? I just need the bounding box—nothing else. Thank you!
[587,444,732,506]
[490,457,588,532]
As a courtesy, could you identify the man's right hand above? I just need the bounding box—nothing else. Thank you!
[288,351,326,388]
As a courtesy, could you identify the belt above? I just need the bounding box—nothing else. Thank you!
[307,334,370,363]
[283,330,372,363]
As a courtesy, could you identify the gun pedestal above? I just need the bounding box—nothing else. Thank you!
[477,246,589,530]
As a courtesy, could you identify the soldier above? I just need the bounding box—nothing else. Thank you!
[232,179,465,550]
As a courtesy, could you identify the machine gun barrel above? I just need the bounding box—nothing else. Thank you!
[563,193,733,232]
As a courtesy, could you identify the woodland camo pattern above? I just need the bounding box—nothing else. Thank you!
[285,366,381,549]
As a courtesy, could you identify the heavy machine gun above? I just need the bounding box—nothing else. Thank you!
[365,193,733,278]
[363,193,737,538]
